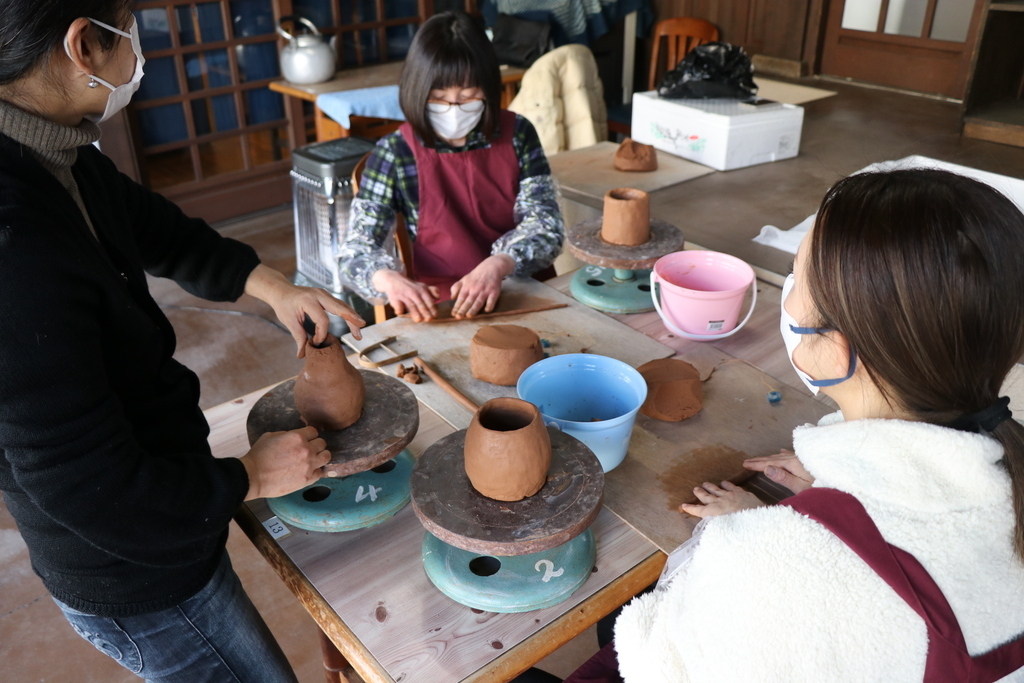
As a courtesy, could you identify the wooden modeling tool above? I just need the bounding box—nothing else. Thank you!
[412,358,479,413]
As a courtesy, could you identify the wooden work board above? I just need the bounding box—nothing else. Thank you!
[343,278,676,430]
[603,352,830,554]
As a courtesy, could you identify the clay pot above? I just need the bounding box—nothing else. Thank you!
[601,188,650,246]
[464,397,551,501]
[637,358,703,422]
[470,324,544,386]
[293,334,366,431]
[614,138,658,172]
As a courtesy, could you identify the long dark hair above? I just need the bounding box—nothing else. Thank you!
[398,11,502,148]
[808,169,1024,557]
[0,0,134,86]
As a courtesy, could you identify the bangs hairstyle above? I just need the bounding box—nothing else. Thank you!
[399,11,502,148]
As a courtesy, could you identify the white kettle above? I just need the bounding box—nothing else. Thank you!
[277,16,336,85]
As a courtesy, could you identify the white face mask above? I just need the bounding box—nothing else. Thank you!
[780,273,857,394]
[427,100,484,142]
[65,17,146,124]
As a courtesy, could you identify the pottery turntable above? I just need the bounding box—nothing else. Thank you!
[567,188,685,315]
[246,351,420,533]
[410,398,605,612]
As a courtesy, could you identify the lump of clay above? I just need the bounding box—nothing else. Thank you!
[464,397,551,501]
[614,138,658,172]
[293,334,366,431]
[637,358,703,422]
[601,188,650,247]
[470,324,544,386]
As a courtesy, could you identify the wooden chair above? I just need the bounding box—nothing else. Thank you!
[607,17,720,137]
[350,152,416,324]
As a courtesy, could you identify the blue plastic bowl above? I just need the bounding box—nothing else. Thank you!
[517,354,647,472]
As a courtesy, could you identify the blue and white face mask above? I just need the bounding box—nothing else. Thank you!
[780,274,857,394]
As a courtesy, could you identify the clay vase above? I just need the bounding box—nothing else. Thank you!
[601,188,650,246]
[470,324,544,386]
[614,138,658,172]
[293,334,366,431]
[464,397,552,501]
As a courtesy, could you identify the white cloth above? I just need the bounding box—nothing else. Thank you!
[752,155,1024,255]
[614,415,1024,682]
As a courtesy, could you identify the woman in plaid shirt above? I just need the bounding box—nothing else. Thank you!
[338,11,565,322]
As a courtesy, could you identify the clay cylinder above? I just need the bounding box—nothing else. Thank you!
[293,334,366,431]
[470,324,544,386]
[464,397,551,501]
[637,358,704,422]
[601,188,650,246]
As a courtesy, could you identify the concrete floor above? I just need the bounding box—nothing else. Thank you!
[3,76,1024,682]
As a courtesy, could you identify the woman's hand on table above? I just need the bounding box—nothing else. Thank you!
[244,264,365,357]
[743,449,815,493]
[240,426,330,501]
[450,254,515,319]
[679,481,764,518]
[372,269,439,323]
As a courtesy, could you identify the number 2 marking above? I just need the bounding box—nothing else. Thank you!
[534,559,564,583]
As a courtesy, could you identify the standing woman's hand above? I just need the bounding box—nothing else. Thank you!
[372,269,440,322]
[244,264,365,357]
[450,254,515,319]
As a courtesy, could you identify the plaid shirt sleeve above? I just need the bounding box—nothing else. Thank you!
[491,115,565,276]
[337,133,414,302]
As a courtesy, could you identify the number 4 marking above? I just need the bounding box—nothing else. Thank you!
[534,559,564,583]
[355,485,383,503]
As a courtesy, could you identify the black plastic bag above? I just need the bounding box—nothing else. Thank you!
[657,42,757,101]
[491,14,551,69]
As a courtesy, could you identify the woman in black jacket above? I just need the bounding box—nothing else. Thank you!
[0,2,363,681]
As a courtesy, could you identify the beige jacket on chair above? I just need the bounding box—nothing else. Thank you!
[509,44,608,156]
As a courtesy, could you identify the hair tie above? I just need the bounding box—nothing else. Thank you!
[949,396,1013,433]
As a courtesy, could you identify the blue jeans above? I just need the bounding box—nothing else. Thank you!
[54,552,298,683]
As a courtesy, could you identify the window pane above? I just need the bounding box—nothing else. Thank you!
[841,0,883,31]
[249,128,290,165]
[884,0,929,36]
[178,3,227,45]
[199,136,245,178]
[146,148,195,189]
[434,0,465,11]
[192,96,240,135]
[931,0,974,42]
[184,50,233,92]
[136,57,180,100]
[135,8,173,51]
[354,0,378,23]
[231,0,276,37]
[359,29,380,63]
[386,25,417,61]
[385,0,418,19]
[237,42,280,82]
[293,0,334,29]
[244,87,285,125]
[138,104,189,147]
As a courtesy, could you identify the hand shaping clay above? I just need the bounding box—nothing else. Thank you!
[601,188,650,246]
[464,397,551,501]
[470,324,544,386]
[614,138,658,172]
[293,334,366,431]
[637,358,704,422]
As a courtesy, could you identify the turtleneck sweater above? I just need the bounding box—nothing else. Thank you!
[0,98,100,236]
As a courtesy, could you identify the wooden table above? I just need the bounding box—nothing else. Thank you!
[270,62,527,143]
[225,273,835,682]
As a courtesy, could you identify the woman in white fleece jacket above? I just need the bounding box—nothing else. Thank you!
[603,169,1024,683]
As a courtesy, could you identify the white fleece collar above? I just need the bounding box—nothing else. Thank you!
[793,415,1010,513]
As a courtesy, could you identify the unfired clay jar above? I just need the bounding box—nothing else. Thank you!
[293,334,366,431]
[637,358,704,422]
[614,138,658,172]
[601,188,651,246]
[470,324,544,386]
[464,397,551,501]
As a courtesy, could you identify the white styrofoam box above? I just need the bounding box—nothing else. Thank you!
[631,91,804,171]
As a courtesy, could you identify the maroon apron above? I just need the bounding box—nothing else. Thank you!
[401,109,520,302]
[784,488,1024,682]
